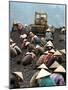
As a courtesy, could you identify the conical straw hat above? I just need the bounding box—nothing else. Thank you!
[30,52,36,58]
[26,52,30,55]
[23,39,27,42]
[25,42,30,46]
[38,63,48,69]
[11,43,16,47]
[49,49,55,53]
[14,46,22,53]
[26,52,35,58]
[53,50,62,56]
[46,41,54,47]
[47,41,53,45]
[36,69,51,79]
[44,51,49,54]
[36,45,40,49]
[10,38,13,43]
[61,28,65,32]
[13,72,23,80]
[49,61,60,69]
[60,49,65,54]
[46,28,51,32]
[54,65,66,73]
[20,34,27,39]
[46,43,54,47]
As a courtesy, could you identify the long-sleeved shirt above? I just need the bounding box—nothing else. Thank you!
[50,73,65,86]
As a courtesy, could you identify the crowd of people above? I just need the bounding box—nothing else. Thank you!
[10,22,66,89]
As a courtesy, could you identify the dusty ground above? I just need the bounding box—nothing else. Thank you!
[10,29,66,88]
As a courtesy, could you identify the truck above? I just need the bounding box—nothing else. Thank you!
[30,12,48,36]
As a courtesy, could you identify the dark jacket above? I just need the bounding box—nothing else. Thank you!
[10,74,20,89]
[22,55,33,65]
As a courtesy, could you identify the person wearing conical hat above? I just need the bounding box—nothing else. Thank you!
[13,72,23,80]
[49,49,55,53]
[22,51,35,65]
[40,37,47,46]
[45,49,56,67]
[29,32,41,45]
[44,41,54,51]
[50,65,66,86]
[49,61,60,69]
[37,63,48,70]
[30,71,39,87]
[59,49,66,54]
[36,49,55,67]
[53,50,63,64]
[54,50,62,56]
[10,38,14,43]
[22,54,33,66]
[46,28,52,32]
[14,45,22,55]
[26,51,36,59]
[36,51,49,66]
[12,22,18,31]
[60,27,66,34]
[16,22,27,34]
[20,34,27,43]
[44,51,49,54]
[45,28,53,42]
[33,35,41,45]
[30,67,50,87]
[21,39,28,49]
[46,40,53,44]
[10,46,17,58]
[24,24,31,35]
[10,41,22,58]
[18,23,23,30]
[22,41,30,50]
[35,45,44,56]
[25,41,30,47]
[26,43,36,54]
[10,72,23,89]
[20,34,27,39]
[54,65,66,73]
[36,69,56,87]
[10,42,17,58]
[46,41,54,47]
[29,32,34,37]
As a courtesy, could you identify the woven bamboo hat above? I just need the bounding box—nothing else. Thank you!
[10,38,14,43]
[13,72,23,80]
[26,52,35,58]
[20,34,27,39]
[54,65,66,73]
[36,45,40,49]
[53,50,62,56]
[46,28,51,32]
[46,41,54,47]
[25,42,30,46]
[23,39,27,42]
[60,49,65,54]
[38,63,48,69]
[49,61,60,69]
[11,43,16,47]
[46,41,53,44]
[49,49,55,53]
[44,51,49,54]
[36,69,51,79]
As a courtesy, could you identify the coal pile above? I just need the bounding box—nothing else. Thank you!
[10,29,66,88]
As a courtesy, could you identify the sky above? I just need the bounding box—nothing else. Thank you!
[9,1,66,31]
